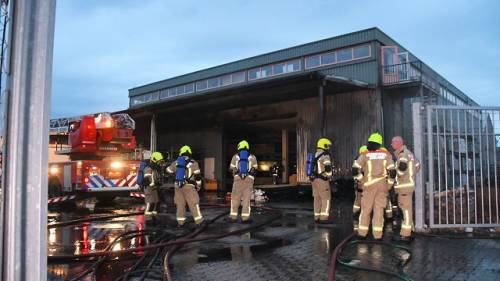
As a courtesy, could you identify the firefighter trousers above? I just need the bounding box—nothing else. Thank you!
[174,184,203,225]
[358,181,389,239]
[144,186,159,214]
[230,177,254,221]
[312,178,331,221]
[386,199,393,219]
[397,191,414,237]
[353,190,362,213]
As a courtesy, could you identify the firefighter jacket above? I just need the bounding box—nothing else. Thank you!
[394,145,420,193]
[352,149,396,187]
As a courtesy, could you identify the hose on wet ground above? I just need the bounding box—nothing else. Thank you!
[48,204,282,262]
[68,229,157,281]
[328,232,414,281]
[162,210,229,281]
[113,230,179,281]
[112,204,280,281]
[116,210,228,281]
[48,211,144,229]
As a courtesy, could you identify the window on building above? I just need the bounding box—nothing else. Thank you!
[287,59,301,72]
[196,80,208,91]
[144,93,153,103]
[160,89,168,99]
[131,95,145,105]
[321,52,336,65]
[248,68,261,80]
[261,65,273,77]
[273,63,286,75]
[221,74,232,86]
[207,78,220,88]
[353,45,370,59]
[232,71,245,83]
[168,87,177,97]
[151,91,159,101]
[337,49,353,62]
[305,55,320,69]
[177,86,185,95]
[185,83,194,93]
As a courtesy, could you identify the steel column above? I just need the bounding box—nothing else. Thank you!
[150,114,157,152]
[412,102,425,231]
[2,1,56,280]
[318,80,326,137]
[281,129,289,184]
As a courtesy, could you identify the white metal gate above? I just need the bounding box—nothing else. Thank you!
[426,105,500,228]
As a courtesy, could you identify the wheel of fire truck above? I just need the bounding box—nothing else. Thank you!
[48,175,63,198]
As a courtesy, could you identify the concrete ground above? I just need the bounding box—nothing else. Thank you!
[47,191,500,281]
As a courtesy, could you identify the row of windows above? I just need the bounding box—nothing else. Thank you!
[248,59,301,80]
[130,43,373,107]
[160,83,195,99]
[131,83,195,106]
[195,71,246,91]
[440,86,466,106]
[304,44,371,69]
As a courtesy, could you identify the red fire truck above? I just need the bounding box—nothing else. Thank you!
[48,112,140,201]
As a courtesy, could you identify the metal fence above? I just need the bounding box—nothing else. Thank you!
[426,105,500,228]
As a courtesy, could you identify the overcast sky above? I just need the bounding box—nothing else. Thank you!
[51,0,500,118]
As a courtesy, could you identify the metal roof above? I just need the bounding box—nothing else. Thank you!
[128,27,477,105]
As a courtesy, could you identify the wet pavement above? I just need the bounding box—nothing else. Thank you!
[47,191,500,281]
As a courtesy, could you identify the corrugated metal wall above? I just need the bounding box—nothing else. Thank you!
[296,98,321,183]
[326,89,383,179]
[296,89,382,183]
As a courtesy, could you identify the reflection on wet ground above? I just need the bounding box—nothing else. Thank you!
[47,192,500,281]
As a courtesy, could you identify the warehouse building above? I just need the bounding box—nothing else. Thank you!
[126,27,477,191]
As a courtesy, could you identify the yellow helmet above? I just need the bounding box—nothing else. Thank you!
[317,138,332,150]
[151,151,164,163]
[179,145,192,156]
[368,133,383,145]
[237,140,250,150]
[358,145,368,154]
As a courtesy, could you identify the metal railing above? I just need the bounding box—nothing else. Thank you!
[426,105,500,228]
[381,60,443,93]
[381,61,422,85]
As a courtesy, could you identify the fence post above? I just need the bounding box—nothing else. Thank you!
[413,102,426,231]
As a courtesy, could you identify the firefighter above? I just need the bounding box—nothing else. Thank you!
[142,151,163,217]
[353,145,367,215]
[352,133,396,240]
[391,136,421,242]
[380,146,395,221]
[311,138,334,223]
[166,145,204,227]
[271,162,282,185]
[229,140,258,223]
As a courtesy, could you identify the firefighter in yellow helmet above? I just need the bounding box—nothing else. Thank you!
[391,136,421,242]
[228,140,258,223]
[352,133,396,240]
[142,151,163,216]
[166,145,204,227]
[353,145,367,216]
[310,138,334,223]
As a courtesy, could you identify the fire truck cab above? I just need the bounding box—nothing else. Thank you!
[49,112,140,200]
